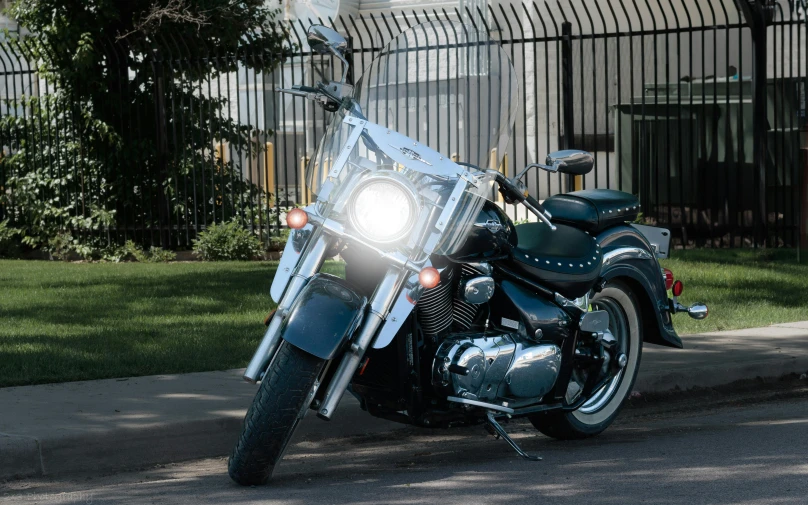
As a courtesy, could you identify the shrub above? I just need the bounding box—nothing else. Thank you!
[144,246,177,263]
[0,219,22,258]
[1,2,286,251]
[269,227,291,250]
[193,221,263,261]
[122,240,176,263]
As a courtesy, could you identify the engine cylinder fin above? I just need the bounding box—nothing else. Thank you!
[418,268,454,336]
[452,299,478,330]
[452,263,487,330]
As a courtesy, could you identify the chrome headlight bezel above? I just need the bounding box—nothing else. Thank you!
[346,174,419,245]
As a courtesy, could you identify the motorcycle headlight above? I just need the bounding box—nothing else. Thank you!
[348,176,418,244]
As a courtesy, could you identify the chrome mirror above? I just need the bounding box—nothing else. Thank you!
[512,149,594,182]
[306,25,348,56]
[306,25,350,85]
[544,150,594,175]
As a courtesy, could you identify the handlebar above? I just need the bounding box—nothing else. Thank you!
[489,170,556,231]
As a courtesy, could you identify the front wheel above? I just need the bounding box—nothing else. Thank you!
[228,341,325,486]
[529,280,643,439]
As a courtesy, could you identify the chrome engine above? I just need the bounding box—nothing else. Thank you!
[432,333,561,404]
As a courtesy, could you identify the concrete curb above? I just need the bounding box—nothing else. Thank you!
[0,396,402,480]
[2,322,808,482]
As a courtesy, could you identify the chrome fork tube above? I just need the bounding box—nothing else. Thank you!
[243,234,333,383]
[317,267,406,420]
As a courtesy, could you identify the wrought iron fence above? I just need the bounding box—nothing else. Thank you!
[0,0,806,249]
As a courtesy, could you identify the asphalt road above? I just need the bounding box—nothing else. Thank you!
[3,380,808,505]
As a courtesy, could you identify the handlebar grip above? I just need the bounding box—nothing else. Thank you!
[495,174,521,202]
[295,85,319,93]
[524,193,547,215]
[492,171,554,228]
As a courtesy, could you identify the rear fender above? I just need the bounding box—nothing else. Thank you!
[596,225,682,349]
[281,274,367,360]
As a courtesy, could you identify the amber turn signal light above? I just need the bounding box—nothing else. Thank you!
[286,208,308,229]
[418,267,441,289]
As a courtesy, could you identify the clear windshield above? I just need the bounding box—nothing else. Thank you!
[305,23,518,256]
[354,21,519,171]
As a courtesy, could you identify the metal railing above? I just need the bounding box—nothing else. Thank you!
[0,0,806,248]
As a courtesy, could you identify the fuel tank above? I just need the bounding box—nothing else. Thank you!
[448,201,517,263]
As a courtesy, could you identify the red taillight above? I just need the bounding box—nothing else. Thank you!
[663,268,674,291]
[672,280,684,297]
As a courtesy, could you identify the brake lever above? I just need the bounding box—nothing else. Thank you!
[277,84,341,112]
[276,88,311,98]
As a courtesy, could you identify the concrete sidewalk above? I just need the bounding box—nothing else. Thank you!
[2,322,808,481]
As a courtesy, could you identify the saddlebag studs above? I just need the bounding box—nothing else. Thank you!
[485,411,542,461]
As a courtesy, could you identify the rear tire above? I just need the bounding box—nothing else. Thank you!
[529,280,643,440]
[228,342,324,486]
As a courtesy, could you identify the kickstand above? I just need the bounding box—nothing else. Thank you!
[485,411,542,461]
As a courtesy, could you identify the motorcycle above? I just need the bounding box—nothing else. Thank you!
[228,22,708,485]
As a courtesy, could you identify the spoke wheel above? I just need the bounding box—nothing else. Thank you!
[576,296,630,416]
[529,280,643,439]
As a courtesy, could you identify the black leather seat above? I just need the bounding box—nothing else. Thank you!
[507,222,603,299]
[543,189,640,234]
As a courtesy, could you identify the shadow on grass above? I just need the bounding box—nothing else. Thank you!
[0,262,341,387]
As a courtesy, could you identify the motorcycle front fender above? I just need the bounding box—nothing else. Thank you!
[280,274,367,360]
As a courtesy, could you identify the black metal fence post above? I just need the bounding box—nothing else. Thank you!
[153,49,171,248]
[560,21,574,191]
[737,0,770,246]
[346,34,355,86]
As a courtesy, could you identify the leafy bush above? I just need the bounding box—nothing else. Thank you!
[143,246,177,263]
[122,240,176,263]
[95,242,130,263]
[193,221,263,261]
[0,219,22,258]
[269,227,291,250]
[0,93,118,254]
[0,1,286,254]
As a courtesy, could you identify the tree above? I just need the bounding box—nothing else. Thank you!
[1,0,288,251]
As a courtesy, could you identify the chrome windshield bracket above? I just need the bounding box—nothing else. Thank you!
[327,116,367,180]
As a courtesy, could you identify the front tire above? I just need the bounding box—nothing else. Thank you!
[529,280,643,440]
[228,342,325,486]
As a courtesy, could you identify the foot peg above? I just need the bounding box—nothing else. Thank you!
[485,411,542,461]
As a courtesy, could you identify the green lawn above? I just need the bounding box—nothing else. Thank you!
[661,249,808,335]
[0,260,342,388]
[1,250,806,387]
